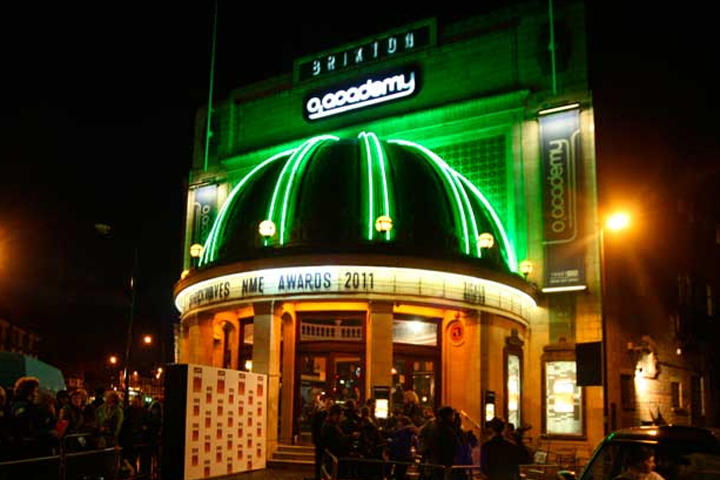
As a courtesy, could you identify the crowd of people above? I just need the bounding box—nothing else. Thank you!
[0,376,162,476]
[309,389,531,480]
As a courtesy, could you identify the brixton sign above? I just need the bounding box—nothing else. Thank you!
[296,22,433,81]
[304,68,419,121]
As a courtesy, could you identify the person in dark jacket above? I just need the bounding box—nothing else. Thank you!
[10,376,57,458]
[60,388,92,451]
[121,395,150,475]
[321,404,358,478]
[0,386,12,460]
[481,417,522,480]
[388,415,417,480]
[420,406,461,480]
[310,396,333,480]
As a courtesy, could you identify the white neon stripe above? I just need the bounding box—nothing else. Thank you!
[541,285,587,293]
[537,103,580,116]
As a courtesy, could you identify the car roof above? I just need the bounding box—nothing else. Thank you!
[606,424,720,444]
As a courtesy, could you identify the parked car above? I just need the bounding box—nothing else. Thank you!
[562,425,720,480]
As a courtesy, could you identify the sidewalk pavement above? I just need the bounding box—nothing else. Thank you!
[222,467,312,480]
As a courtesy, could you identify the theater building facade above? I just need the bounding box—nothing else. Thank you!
[174,3,711,461]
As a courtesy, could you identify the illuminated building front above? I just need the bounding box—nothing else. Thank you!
[174,3,714,464]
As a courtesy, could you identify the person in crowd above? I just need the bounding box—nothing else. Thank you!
[417,406,461,480]
[96,391,123,448]
[340,399,361,438]
[363,397,377,424]
[10,376,57,458]
[614,445,666,480]
[84,386,105,431]
[310,396,333,480]
[452,410,476,466]
[402,389,424,427]
[321,404,358,477]
[481,417,522,480]
[430,406,461,466]
[61,388,92,450]
[0,386,12,460]
[357,405,384,478]
[387,415,417,480]
[121,395,150,476]
[55,390,70,413]
[146,396,163,474]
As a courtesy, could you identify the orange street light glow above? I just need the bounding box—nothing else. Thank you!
[606,212,630,231]
[143,335,153,345]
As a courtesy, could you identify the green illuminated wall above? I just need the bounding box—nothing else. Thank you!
[186,1,591,274]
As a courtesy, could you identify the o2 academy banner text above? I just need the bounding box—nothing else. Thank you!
[539,109,586,289]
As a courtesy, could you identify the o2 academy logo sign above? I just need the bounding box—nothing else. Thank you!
[304,67,419,121]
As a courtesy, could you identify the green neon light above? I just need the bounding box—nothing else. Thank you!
[200,149,294,265]
[266,139,317,246]
[457,174,518,272]
[452,174,481,257]
[359,132,375,240]
[368,132,393,241]
[389,139,470,255]
[279,135,339,244]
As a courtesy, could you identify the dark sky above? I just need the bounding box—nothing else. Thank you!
[0,3,716,380]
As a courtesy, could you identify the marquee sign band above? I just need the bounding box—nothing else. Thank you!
[175,265,536,321]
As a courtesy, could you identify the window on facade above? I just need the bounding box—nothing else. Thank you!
[545,360,582,436]
[392,319,437,346]
[706,284,714,317]
[507,354,521,427]
[671,381,682,409]
[620,374,636,410]
[239,320,254,371]
[300,318,363,342]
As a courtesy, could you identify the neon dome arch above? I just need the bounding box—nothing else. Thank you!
[199,132,519,273]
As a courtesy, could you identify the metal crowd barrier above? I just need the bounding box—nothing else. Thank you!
[0,447,120,480]
[320,451,574,480]
[0,434,160,480]
[321,450,488,480]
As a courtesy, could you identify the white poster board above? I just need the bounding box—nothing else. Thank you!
[182,364,267,479]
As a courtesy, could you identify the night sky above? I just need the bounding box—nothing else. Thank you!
[0,3,716,385]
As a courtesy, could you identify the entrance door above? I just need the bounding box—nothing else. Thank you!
[392,354,438,413]
[296,352,364,435]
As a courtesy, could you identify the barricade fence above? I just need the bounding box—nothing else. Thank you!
[0,434,159,480]
[321,449,573,480]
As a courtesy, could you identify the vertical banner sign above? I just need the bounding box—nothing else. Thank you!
[193,185,217,246]
[539,109,585,288]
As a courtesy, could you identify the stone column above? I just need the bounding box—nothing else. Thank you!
[443,310,482,422]
[252,301,282,456]
[187,312,214,365]
[280,312,296,444]
[366,301,394,400]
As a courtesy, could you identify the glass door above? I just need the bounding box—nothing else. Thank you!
[392,356,437,413]
[296,353,364,434]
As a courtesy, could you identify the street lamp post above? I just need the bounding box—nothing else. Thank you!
[123,249,139,408]
[600,211,630,435]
